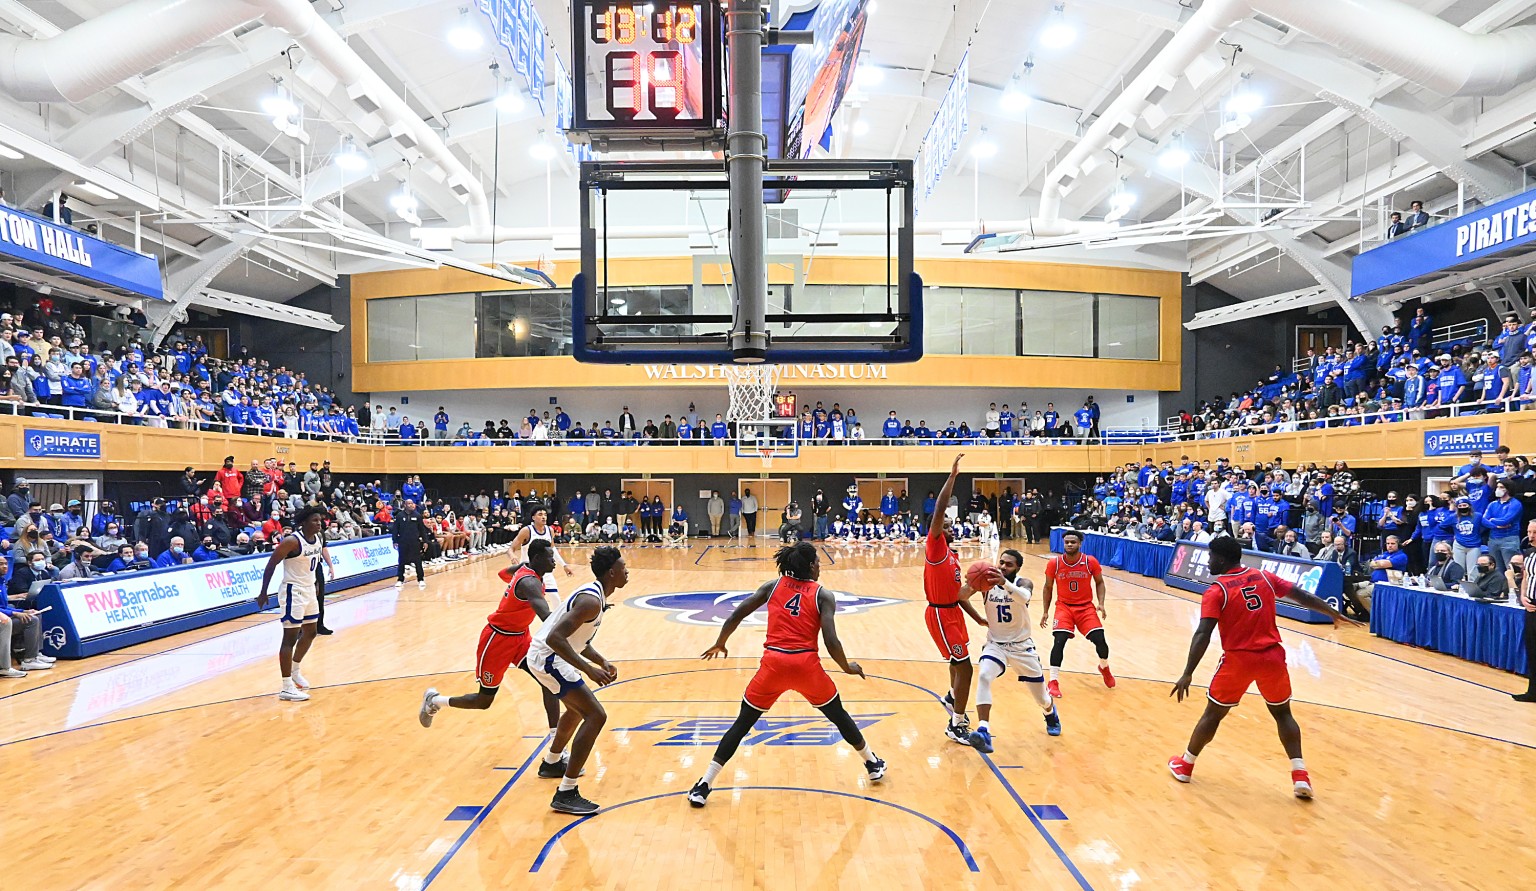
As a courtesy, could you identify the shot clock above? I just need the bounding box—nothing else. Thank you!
[570,1,723,144]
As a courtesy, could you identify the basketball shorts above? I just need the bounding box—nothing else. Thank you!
[1051,602,1102,637]
[979,639,1044,680]
[743,650,838,710]
[1207,644,1292,708]
[524,649,587,697]
[279,584,319,627]
[925,604,970,662]
[474,625,530,689]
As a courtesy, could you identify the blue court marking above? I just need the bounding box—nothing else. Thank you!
[1112,572,1519,695]
[861,672,1095,891]
[1032,805,1068,820]
[444,805,480,821]
[692,546,713,565]
[420,732,552,889]
[528,786,979,873]
[820,547,837,565]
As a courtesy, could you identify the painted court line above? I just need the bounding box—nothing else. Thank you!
[420,732,552,889]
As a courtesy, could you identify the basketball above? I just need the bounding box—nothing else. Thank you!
[967,560,999,591]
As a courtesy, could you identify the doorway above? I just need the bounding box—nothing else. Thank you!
[1295,325,1346,359]
[973,477,1026,533]
[621,478,675,530]
[737,478,791,538]
[856,477,909,520]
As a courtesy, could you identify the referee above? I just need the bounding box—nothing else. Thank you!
[1512,518,1536,703]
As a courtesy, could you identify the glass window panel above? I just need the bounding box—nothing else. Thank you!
[1019,290,1093,357]
[1097,294,1160,360]
[922,286,965,354]
[960,288,1018,355]
[367,296,418,362]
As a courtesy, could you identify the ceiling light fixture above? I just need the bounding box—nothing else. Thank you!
[447,6,485,52]
[970,132,998,159]
[852,119,870,136]
[1158,134,1190,169]
[334,136,368,172]
[1000,83,1032,112]
[73,181,120,201]
[854,62,885,88]
[260,80,299,121]
[530,132,557,161]
[390,186,420,226]
[1040,4,1077,50]
[496,83,525,113]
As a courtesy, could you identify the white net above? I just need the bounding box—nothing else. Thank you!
[723,364,781,423]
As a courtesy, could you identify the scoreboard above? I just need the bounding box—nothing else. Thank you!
[570,1,724,143]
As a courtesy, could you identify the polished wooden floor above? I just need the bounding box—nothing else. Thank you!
[5,538,1534,890]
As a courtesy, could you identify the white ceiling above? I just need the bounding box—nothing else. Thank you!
[0,0,1533,323]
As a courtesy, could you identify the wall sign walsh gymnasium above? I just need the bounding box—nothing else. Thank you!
[643,364,889,381]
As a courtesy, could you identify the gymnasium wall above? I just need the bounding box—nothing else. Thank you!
[230,280,361,403]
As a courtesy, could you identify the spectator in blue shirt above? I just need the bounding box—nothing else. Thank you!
[399,418,418,442]
[1450,498,1485,576]
[192,537,223,562]
[710,414,729,441]
[883,411,901,438]
[1073,404,1093,443]
[433,408,450,441]
[1482,482,1523,571]
[1043,403,1059,436]
[154,537,194,568]
[1368,536,1408,582]
[1434,354,1468,408]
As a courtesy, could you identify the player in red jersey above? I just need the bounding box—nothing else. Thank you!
[688,541,885,806]
[925,453,991,745]
[1168,536,1358,799]
[417,541,571,771]
[1038,529,1111,697]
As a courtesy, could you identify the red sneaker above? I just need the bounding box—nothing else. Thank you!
[1292,769,1313,799]
[1099,665,1116,688]
[1047,679,1063,699]
[1168,756,1194,783]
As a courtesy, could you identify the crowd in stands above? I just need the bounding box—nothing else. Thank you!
[0,300,360,436]
[1171,307,1536,440]
[1056,446,1536,619]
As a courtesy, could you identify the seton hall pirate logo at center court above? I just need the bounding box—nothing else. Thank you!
[625,590,900,626]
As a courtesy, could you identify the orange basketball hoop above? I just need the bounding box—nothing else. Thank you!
[758,447,775,470]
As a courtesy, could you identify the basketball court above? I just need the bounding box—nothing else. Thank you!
[7,543,1533,889]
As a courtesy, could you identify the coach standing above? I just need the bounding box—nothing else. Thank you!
[393,499,430,590]
[1511,519,1536,704]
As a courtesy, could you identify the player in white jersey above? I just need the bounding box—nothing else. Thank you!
[964,548,1061,751]
[511,509,574,595]
[524,546,628,815]
[258,508,334,702]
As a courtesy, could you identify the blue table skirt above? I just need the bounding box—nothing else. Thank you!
[1048,527,1174,580]
[1370,583,1527,675]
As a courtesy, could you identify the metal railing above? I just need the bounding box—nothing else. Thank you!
[4,393,1526,449]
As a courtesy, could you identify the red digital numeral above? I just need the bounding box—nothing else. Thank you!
[648,51,683,120]
[606,52,642,120]
[655,5,698,44]
[594,4,638,45]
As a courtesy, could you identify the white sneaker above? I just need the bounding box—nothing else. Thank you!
[0,668,26,679]
[291,669,311,691]
[34,654,56,664]
[394,580,404,589]
[19,660,53,671]
[278,687,310,701]
[418,580,427,589]
[419,687,441,728]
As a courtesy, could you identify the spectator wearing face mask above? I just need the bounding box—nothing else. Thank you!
[109,542,154,573]
[1450,497,1485,577]
[94,522,127,554]
[0,556,51,677]
[8,549,57,601]
[1482,481,1523,572]
[193,537,223,562]
[1424,543,1465,590]
[154,536,195,568]
[1467,552,1509,600]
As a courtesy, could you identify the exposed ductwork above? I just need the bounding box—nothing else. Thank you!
[1037,0,1536,227]
[0,0,493,241]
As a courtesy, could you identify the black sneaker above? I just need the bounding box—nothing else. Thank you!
[551,787,599,815]
[687,780,712,807]
[944,718,973,745]
[942,691,955,717]
[1514,691,1536,703]
[864,757,887,782]
[537,755,569,779]
[316,625,335,636]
